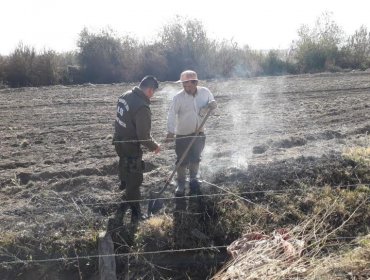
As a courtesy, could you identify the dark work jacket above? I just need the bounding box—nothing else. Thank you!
[114,87,158,158]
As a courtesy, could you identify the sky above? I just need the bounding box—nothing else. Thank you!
[1,0,370,55]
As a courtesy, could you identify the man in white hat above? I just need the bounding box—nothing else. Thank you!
[166,70,217,196]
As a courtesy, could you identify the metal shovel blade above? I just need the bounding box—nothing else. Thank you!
[147,191,164,216]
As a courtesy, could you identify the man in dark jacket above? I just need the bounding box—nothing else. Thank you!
[113,76,160,223]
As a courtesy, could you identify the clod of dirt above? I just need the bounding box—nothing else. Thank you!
[322,130,343,140]
[354,125,370,135]
[274,136,307,149]
[55,139,66,144]
[17,172,31,185]
[306,130,344,141]
[20,139,29,148]
[253,145,269,154]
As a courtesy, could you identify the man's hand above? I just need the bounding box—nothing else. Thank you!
[199,100,217,117]
[165,132,175,143]
[153,145,161,154]
[208,100,217,110]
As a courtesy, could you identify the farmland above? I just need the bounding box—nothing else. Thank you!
[0,72,370,279]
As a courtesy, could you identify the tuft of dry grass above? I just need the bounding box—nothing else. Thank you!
[344,146,370,167]
[134,214,173,251]
[306,234,370,279]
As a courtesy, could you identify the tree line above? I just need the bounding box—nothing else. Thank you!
[1,13,369,88]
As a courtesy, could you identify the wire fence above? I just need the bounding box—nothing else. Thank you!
[2,182,369,215]
[1,85,370,270]
[0,235,365,266]
[0,245,228,266]
[0,168,369,267]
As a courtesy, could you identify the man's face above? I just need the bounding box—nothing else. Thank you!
[146,88,156,99]
[182,80,198,95]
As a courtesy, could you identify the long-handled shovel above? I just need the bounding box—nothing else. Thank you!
[148,108,212,216]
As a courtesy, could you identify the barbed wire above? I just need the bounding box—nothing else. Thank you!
[202,180,274,215]
[3,182,369,215]
[0,235,365,266]
[105,126,357,143]
[2,128,305,144]
[3,116,368,145]
[0,245,227,266]
[1,182,369,266]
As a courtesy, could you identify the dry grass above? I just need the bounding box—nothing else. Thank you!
[209,145,370,279]
[344,146,370,167]
[134,214,173,251]
[212,195,369,280]
[307,234,370,279]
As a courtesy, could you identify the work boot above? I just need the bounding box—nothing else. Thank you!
[175,184,185,197]
[119,180,126,190]
[130,202,147,224]
[189,179,202,195]
[107,203,128,232]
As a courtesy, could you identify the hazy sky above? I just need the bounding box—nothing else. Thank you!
[1,0,370,55]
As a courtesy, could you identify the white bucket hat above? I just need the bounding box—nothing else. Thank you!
[176,70,198,83]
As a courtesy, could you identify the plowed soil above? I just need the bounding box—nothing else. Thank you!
[0,72,370,278]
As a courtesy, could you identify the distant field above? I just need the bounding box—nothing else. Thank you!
[0,72,369,278]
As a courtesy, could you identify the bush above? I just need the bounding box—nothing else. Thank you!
[212,40,240,78]
[78,28,128,84]
[4,44,60,87]
[339,25,370,69]
[159,16,215,80]
[237,47,265,77]
[294,12,344,73]
[261,50,288,75]
[296,41,328,72]
[55,52,80,84]
[119,36,141,81]
[0,55,6,85]
[137,43,169,82]
[5,43,36,87]
[3,15,370,87]
[32,50,60,86]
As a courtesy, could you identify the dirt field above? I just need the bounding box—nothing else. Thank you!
[0,72,370,278]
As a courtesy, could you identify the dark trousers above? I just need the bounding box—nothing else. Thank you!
[175,132,206,166]
[175,132,205,187]
[115,143,144,201]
